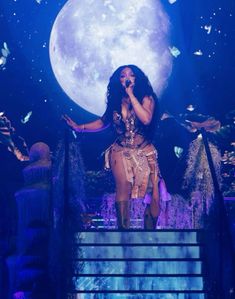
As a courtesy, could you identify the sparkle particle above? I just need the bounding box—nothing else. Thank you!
[0,42,10,69]
[187,104,195,112]
[169,46,181,57]
[194,50,203,56]
[21,111,33,124]
[204,25,212,34]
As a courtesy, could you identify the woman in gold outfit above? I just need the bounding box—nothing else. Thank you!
[64,65,161,230]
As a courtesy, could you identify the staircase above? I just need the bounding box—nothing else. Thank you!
[67,230,206,299]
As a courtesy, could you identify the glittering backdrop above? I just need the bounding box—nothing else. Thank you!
[0,0,235,166]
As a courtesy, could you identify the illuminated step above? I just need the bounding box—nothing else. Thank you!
[74,230,201,244]
[69,276,203,291]
[72,260,202,275]
[67,292,205,299]
[73,245,200,259]
[68,293,205,299]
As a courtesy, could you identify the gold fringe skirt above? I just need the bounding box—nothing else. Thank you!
[105,142,160,199]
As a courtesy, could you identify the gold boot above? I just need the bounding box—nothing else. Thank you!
[115,201,130,230]
[144,204,158,230]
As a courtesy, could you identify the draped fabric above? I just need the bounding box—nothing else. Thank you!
[49,132,86,299]
[183,137,221,215]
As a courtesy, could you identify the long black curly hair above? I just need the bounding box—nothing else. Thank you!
[103,64,159,140]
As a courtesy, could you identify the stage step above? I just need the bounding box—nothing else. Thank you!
[67,230,206,298]
[67,292,205,299]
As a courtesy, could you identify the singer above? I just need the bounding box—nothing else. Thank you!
[63,65,161,230]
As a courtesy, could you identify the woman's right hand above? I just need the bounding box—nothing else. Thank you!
[62,114,79,131]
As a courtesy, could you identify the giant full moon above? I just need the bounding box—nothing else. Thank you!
[49,0,172,116]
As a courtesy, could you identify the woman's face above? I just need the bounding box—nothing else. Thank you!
[119,67,136,88]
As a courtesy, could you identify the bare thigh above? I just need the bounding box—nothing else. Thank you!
[148,152,160,217]
[110,149,131,202]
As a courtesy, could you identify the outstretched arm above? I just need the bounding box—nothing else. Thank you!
[62,115,109,133]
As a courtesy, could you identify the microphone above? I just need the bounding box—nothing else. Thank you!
[125,79,131,88]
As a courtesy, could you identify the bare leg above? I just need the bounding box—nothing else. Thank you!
[144,153,160,230]
[110,149,131,229]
